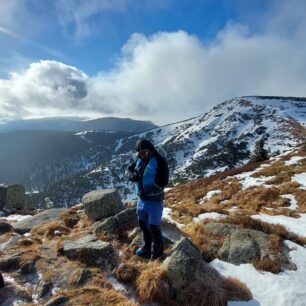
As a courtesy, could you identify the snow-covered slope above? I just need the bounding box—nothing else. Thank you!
[34,96,306,207]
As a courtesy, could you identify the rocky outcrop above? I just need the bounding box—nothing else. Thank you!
[62,235,115,268]
[162,237,223,302]
[91,207,137,234]
[204,223,270,265]
[0,184,26,210]
[13,208,65,234]
[82,189,124,221]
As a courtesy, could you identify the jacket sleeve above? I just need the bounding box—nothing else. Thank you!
[125,161,139,182]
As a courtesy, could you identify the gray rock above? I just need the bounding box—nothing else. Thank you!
[130,235,143,246]
[0,221,12,234]
[0,235,23,251]
[162,238,222,301]
[44,296,69,306]
[92,216,118,233]
[68,268,92,286]
[91,207,137,234]
[13,208,65,234]
[115,207,137,224]
[63,235,115,267]
[162,238,203,292]
[82,189,123,221]
[218,228,269,265]
[204,223,238,236]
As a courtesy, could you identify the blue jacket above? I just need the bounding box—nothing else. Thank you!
[127,155,164,201]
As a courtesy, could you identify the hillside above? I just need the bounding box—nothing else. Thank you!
[0,145,305,305]
[0,117,157,133]
[40,96,306,207]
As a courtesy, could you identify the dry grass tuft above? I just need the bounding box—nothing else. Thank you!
[116,262,141,283]
[60,208,80,228]
[222,277,253,301]
[136,261,171,303]
[253,256,282,274]
[58,286,139,306]
[30,220,71,240]
[179,279,226,306]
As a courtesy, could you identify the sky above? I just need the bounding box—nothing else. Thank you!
[0,0,306,125]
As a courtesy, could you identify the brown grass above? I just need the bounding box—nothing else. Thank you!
[222,277,253,301]
[136,261,171,304]
[57,286,139,306]
[179,279,226,306]
[30,220,71,240]
[116,262,141,283]
[60,208,81,228]
[253,256,282,274]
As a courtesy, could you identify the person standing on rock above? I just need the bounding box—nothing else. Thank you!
[125,139,169,260]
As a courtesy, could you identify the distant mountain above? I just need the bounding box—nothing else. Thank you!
[0,130,133,192]
[0,117,157,133]
[29,96,306,208]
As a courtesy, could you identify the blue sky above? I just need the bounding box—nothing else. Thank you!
[0,0,306,124]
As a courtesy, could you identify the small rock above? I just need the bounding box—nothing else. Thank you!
[68,268,92,286]
[82,189,124,221]
[13,208,66,234]
[130,235,143,246]
[0,221,13,234]
[63,235,115,268]
[20,259,37,274]
[92,216,118,234]
[115,207,137,225]
[44,295,69,306]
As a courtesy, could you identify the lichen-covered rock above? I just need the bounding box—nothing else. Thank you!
[162,238,223,302]
[218,228,269,265]
[91,207,137,234]
[82,189,123,221]
[13,208,65,234]
[62,235,115,268]
[204,223,238,236]
[92,216,117,233]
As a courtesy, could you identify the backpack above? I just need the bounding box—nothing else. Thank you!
[153,147,169,188]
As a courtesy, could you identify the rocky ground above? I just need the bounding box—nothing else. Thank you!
[0,145,305,306]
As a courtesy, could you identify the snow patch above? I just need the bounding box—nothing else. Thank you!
[284,156,306,166]
[281,194,298,210]
[292,172,306,190]
[162,207,183,228]
[211,240,306,306]
[199,189,222,203]
[252,213,306,237]
[193,212,227,223]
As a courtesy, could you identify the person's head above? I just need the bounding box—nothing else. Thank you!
[135,139,155,158]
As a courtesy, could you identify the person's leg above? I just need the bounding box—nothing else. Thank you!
[136,199,152,256]
[148,200,164,259]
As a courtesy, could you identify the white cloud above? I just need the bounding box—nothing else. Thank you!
[1,0,306,124]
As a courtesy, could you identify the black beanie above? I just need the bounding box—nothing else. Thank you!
[135,139,156,152]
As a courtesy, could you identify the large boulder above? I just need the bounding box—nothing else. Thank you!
[92,207,137,234]
[218,228,269,265]
[162,238,222,297]
[62,235,115,268]
[204,223,238,236]
[82,189,124,221]
[13,208,65,234]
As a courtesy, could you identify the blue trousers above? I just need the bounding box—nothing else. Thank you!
[137,198,164,256]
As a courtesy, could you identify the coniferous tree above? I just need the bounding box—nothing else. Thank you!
[250,137,269,163]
